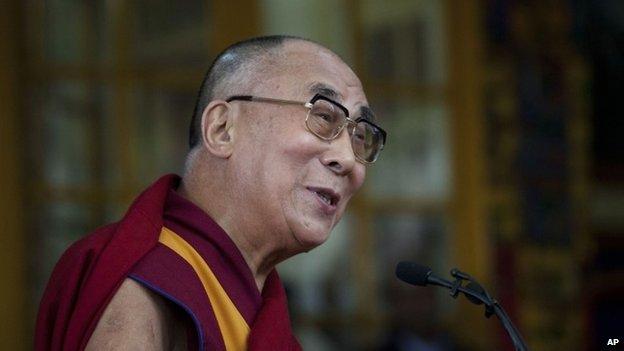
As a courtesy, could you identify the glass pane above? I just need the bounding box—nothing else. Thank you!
[360,0,447,85]
[42,81,94,187]
[374,213,449,283]
[279,214,355,311]
[134,86,193,181]
[98,84,120,189]
[44,0,88,63]
[32,201,92,304]
[94,1,113,63]
[278,214,356,349]
[261,0,354,64]
[368,99,451,200]
[130,0,210,65]
[374,213,456,349]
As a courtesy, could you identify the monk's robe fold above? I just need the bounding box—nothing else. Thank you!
[35,174,302,351]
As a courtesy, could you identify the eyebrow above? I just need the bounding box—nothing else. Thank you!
[308,81,375,121]
[358,106,375,122]
[308,82,343,101]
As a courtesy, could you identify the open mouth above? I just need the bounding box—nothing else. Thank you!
[307,187,339,207]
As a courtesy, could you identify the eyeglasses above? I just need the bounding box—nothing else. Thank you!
[225,94,386,163]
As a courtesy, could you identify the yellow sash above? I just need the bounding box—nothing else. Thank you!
[159,227,250,351]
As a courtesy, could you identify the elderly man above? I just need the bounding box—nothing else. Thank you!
[35,35,386,350]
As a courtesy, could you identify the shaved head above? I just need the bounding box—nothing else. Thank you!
[189,35,327,149]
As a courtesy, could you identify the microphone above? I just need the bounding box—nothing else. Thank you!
[395,261,529,351]
[396,262,488,305]
[395,261,432,286]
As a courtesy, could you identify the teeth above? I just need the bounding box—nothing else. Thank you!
[316,191,332,205]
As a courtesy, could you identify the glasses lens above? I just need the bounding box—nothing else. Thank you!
[307,99,345,139]
[351,121,384,163]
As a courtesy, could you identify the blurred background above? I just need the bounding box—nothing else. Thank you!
[1,0,622,350]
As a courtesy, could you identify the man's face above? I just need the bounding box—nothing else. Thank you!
[231,42,369,253]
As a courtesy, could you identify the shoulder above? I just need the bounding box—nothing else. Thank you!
[85,278,187,350]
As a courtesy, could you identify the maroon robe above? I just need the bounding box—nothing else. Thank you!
[35,174,302,351]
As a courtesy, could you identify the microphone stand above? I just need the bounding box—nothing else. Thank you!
[427,269,529,351]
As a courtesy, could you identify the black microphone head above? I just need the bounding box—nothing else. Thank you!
[395,261,432,286]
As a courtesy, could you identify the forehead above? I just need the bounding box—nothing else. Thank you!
[258,41,368,109]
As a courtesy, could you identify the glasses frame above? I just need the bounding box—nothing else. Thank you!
[225,93,386,163]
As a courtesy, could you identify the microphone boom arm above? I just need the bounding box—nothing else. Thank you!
[398,264,529,351]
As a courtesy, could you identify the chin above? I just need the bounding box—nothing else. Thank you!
[292,225,332,251]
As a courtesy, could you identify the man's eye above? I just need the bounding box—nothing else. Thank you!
[352,132,366,143]
[320,113,333,121]
[315,112,335,123]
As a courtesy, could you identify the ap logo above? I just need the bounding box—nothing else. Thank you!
[607,338,619,346]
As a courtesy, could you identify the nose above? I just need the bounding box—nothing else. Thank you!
[319,127,357,176]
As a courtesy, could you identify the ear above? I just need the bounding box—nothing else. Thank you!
[200,100,235,158]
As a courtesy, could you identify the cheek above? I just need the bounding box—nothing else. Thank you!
[253,135,319,196]
[339,167,363,203]
[351,164,366,192]
[276,126,325,166]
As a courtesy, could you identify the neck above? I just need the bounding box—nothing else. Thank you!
[179,159,284,291]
